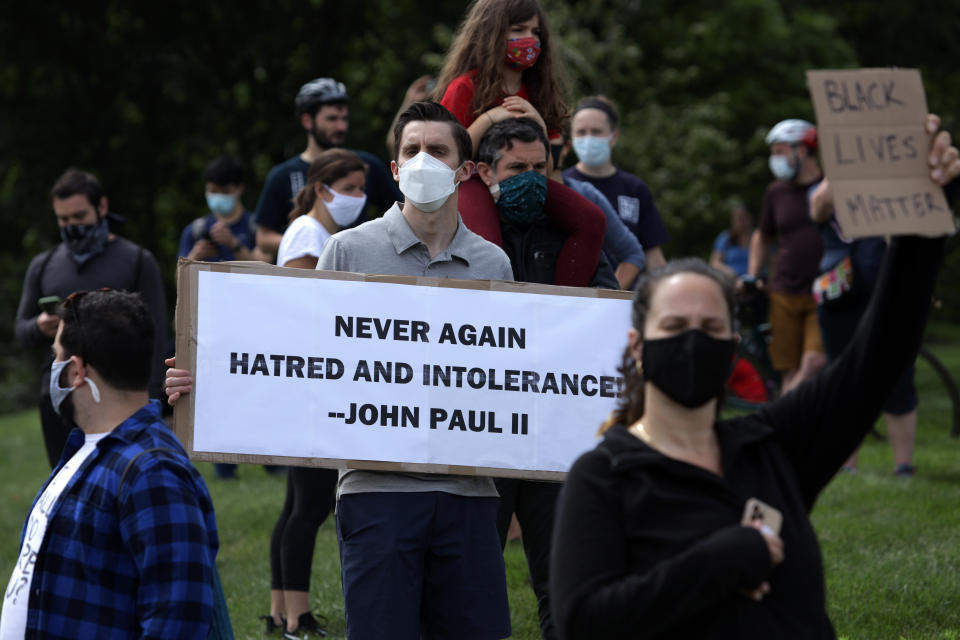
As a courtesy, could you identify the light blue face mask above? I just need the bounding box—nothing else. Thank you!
[49,358,101,416]
[206,192,237,216]
[768,154,796,181]
[572,135,612,168]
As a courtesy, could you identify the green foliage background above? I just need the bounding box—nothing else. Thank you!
[2,0,958,412]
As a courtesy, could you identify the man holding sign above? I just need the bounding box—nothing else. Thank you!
[315,101,514,640]
[168,102,515,638]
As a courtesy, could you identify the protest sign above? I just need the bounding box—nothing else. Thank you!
[807,68,955,237]
[173,260,632,480]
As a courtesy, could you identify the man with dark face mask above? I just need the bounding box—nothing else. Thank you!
[476,118,617,288]
[14,168,167,469]
[252,77,403,260]
[474,117,616,640]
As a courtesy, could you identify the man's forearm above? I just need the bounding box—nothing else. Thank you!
[747,230,767,277]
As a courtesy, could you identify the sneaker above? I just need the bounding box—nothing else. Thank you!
[260,614,283,636]
[282,612,328,639]
[894,463,916,478]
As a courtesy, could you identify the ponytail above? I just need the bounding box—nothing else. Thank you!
[289,184,319,222]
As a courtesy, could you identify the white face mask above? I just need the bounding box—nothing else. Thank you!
[49,358,101,416]
[768,154,796,180]
[398,152,461,213]
[323,185,367,227]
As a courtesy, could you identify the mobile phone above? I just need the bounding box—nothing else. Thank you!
[38,295,62,315]
[741,498,782,536]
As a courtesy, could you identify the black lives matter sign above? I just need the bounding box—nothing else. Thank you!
[807,68,954,238]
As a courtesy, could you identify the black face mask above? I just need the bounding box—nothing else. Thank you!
[641,329,736,408]
[60,215,109,265]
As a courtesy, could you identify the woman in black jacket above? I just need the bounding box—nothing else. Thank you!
[550,116,959,639]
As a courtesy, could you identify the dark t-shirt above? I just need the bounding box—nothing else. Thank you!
[759,180,823,295]
[254,150,402,233]
[177,211,256,261]
[562,167,670,252]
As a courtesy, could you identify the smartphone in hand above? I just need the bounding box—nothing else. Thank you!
[742,498,783,536]
[38,295,62,315]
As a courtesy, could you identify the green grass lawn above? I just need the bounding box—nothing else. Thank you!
[1,333,958,639]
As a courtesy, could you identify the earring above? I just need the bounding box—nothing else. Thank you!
[635,360,642,375]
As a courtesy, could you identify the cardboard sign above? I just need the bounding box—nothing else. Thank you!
[173,260,633,481]
[807,68,954,237]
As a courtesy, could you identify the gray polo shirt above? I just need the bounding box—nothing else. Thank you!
[317,202,515,498]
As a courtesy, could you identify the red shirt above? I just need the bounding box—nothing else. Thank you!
[440,70,533,129]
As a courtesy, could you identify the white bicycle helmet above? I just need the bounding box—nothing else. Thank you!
[765,119,815,146]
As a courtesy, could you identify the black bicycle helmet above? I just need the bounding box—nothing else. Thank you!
[295,78,348,115]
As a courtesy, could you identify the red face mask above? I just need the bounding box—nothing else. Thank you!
[504,37,541,70]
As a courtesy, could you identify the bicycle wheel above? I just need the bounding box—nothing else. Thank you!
[916,345,960,438]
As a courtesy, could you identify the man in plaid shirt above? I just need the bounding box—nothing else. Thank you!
[0,290,218,639]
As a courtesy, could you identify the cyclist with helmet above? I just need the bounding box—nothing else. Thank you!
[746,119,826,394]
[253,77,402,260]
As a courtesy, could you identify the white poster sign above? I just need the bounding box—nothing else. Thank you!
[174,262,632,479]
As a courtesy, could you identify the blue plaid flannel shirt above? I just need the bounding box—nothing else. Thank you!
[18,400,218,639]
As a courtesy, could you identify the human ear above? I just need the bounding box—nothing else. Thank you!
[316,183,333,203]
[68,355,86,387]
[456,160,475,183]
[300,112,314,132]
[627,328,641,362]
[390,160,400,183]
[476,162,495,187]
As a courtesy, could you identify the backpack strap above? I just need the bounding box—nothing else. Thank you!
[115,446,234,639]
[190,217,208,244]
[36,246,58,292]
[118,447,179,496]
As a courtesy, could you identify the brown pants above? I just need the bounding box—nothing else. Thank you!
[769,291,824,371]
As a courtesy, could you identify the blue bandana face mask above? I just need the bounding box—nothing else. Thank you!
[491,171,548,226]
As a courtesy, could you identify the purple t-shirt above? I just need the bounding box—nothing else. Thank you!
[563,167,670,251]
[759,180,823,295]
